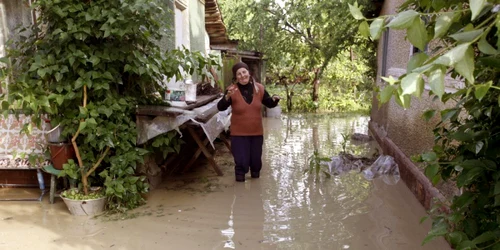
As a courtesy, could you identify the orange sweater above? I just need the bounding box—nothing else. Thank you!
[229,82,264,136]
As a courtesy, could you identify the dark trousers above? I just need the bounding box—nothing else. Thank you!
[231,136,263,177]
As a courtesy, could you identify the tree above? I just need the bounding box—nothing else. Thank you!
[220,0,376,111]
[350,1,500,248]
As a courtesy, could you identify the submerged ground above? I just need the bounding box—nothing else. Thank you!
[0,114,449,249]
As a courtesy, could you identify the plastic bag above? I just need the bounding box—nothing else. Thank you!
[362,155,400,185]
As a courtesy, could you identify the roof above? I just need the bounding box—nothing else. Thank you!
[204,0,237,48]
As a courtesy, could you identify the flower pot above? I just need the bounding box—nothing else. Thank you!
[61,196,107,216]
[49,142,75,170]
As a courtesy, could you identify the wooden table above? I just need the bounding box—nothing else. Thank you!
[136,94,230,176]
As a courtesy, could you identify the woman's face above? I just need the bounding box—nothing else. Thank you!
[235,68,250,85]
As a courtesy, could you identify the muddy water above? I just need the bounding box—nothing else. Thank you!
[0,114,450,250]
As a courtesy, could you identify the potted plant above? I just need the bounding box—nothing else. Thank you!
[2,0,219,214]
[58,159,106,216]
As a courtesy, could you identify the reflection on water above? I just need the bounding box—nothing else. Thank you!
[259,113,448,249]
[262,114,375,249]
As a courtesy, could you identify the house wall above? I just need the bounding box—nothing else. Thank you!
[372,0,439,157]
[0,1,48,163]
[370,0,463,209]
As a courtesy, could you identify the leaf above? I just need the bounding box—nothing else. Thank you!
[78,121,87,131]
[370,17,385,40]
[422,152,437,162]
[422,109,436,121]
[449,231,466,246]
[55,72,63,82]
[457,240,476,250]
[422,221,448,244]
[472,231,496,245]
[434,13,454,39]
[103,71,114,80]
[89,56,101,67]
[452,192,475,209]
[348,3,365,20]
[441,109,458,122]
[401,73,424,97]
[435,43,471,66]
[475,141,484,154]
[419,216,428,224]
[407,52,429,72]
[425,164,439,179]
[379,85,395,103]
[474,81,492,101]
[478,36,499,55]
[449,29,484,43]
[454,46,475,83]
[428,68,445,100]
[457,167,483,187]
[381,76,398,85]
[470,0,486,21]
[358,21,370,38]
[386,10,419,29]
[407,17,428,51]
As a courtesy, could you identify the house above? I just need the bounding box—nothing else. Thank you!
[0,0,235,186]
[369,0,460,209]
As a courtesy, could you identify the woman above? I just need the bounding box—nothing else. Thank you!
[217,62,281,182]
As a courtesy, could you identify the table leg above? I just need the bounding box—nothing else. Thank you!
[183,137,209,173]
[186,126,223,176]
[219,133,231,152]
[50,174,56,204]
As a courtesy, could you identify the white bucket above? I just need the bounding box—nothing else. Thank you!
[266,106,282,118]
[46,124,65,143]
[61,196,107,216]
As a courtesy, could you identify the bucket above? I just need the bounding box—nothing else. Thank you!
[266,105,282,118]
[46,124,66,143]
[49,142,75,170]
[61,196,106,216]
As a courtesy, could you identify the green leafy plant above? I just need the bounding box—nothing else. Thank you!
[351,0,500,248]
[304,150,331,179]
[340,133,350,154]
[2,0,219,212]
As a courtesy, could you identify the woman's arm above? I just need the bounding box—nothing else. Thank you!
[262,89,280,108]
[217,89,232,111]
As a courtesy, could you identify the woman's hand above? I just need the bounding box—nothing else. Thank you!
[272,95,281,102]
[226,85,238,100]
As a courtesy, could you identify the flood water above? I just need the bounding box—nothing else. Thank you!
[0,114,450,250]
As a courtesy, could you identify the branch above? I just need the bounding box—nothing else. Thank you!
[264,8,321,50]
[71,85,87,172]
[84,146,111,178]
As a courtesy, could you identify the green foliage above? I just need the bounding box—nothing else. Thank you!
[2,0,218,212]
[145,130,184,160]
[59,159,80,181]
[220,0,377,110]
[305,150,331,179]
[351,0,500,248]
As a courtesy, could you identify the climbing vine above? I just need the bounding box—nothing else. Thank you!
[350,1,500,249]
[1,0,219,212]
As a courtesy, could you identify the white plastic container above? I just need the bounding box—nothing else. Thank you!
[185,79,197,102]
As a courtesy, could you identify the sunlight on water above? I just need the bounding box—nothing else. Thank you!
[261,114,376,249]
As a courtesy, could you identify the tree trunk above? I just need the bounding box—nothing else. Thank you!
[287,93,293,112]
[312,68,320,103]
